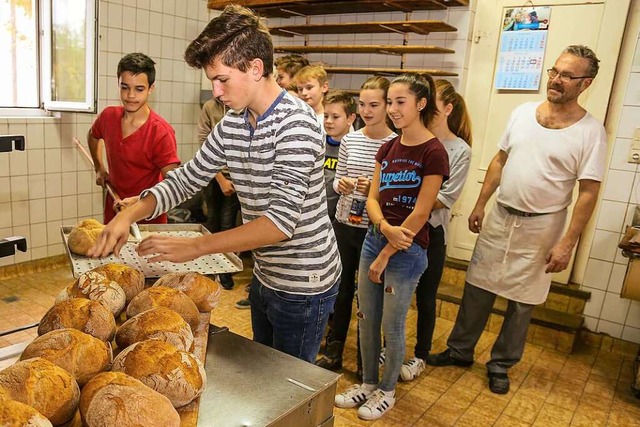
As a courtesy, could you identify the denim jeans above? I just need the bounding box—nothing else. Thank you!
[358,228,428,391]
[249,275,340,363]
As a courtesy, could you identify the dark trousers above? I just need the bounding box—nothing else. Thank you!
[329,221,368,343]
[205,179,240,233]
[414,225,446,359]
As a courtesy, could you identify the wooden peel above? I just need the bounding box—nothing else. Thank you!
[72,137,143,241]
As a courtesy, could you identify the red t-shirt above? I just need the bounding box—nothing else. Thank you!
[91,106,180,224]
[375,136,449,248]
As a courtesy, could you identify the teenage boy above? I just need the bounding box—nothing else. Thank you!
[88,5,342,363]
[88,52,180,224]
[293,65,329,131]
[275,54,309,93]
[323,90,356,222]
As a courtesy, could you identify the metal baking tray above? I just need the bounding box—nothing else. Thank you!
[60,224,243,278]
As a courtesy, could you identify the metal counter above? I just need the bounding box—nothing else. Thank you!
[198,327,340,427]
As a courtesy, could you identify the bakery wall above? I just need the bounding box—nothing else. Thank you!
[0,1,474,268]
[0,0,215,266]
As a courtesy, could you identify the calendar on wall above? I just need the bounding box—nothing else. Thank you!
[495,6,551,91]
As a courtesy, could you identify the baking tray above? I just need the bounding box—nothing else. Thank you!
[60,224,243,278]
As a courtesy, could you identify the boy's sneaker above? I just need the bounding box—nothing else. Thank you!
[357,389,395,420]
[235,298,250,309]
[379,347,386,368]
[334,384,376,409]
[400,357,426,381]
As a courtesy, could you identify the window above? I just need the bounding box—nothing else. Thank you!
[0,0,97,114]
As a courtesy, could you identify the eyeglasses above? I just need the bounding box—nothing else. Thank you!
[546,69,592,83]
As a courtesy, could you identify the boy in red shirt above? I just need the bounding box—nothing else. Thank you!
[88,53,180,224]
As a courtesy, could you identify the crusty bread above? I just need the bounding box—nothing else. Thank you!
[0,358,80,426]
[112,340,206,407]
[89,264,145,304]
[57,271,126,317]
[79,371,180,427]
[153,272,220,312]
[21,328,113,386]
[67,219,104,256]
[38,298,116,342]
[0,399,53,427]
[126,286,200,330]
[115,307,194,352]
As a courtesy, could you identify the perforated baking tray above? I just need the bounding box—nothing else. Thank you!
[60,224,243,279]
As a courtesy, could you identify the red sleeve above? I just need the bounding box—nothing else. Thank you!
[150,124,180,169]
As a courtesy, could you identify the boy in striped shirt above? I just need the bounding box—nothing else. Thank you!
[89,4,341,363]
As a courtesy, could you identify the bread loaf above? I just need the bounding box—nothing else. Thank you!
[115,307,194,352]
[0,358,80,426]
[126,286,200,330]
[89,264,145,304]
[38,298,116,342]
[57,271,126,317]
[67,219,104,256]
[112,340,206,407]
[79,372,180,427]
[153,272,220,312]
[21,328,113,386]
[0,399,53,427]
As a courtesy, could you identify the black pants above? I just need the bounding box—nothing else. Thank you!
[414,225,446,360]
[329,221,368,343]
[205,178,240,233]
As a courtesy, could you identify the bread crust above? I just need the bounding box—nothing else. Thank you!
[21,328,113,386]
[57,271,126,317]
[0,399,53,427]
[67,219,104,256]
[115,307,194,352]
[126,286,200,330]
[112,340,206,407]
[38,298,117,342]
[153,272,221,312]
[89,264,145,304]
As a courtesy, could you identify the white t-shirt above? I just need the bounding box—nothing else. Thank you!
[497,102,607,213]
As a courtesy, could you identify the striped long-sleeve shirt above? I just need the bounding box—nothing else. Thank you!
[141,91,341,294]
[333,129,398,228]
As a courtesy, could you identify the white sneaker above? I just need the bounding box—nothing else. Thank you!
[400,357,426,381]
[334,384,376,408]
[379,347,386,367]
[357,389,396,420]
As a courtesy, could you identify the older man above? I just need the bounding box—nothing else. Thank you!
[429,45,607,394]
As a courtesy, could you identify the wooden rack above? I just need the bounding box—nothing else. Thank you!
[269,20,457,37]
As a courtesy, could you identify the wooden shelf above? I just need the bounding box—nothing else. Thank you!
[274,45,454,55]
[208,0,469,17]
[324,67,458,77]
[270,20,457,37]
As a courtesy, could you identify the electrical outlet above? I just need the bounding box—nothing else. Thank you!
[629,128,640,163]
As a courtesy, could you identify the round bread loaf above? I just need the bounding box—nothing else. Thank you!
[112,340,206,407]
[38,298,116,342]
[0,399,53,427]
[67,219,105,256]
[57,271,126,317]
[80,371,180,427]
[21,328,113,386]
[153,272,220,312]
[115,307,194,352]
[126,286,200,330]
[0,358,80,426]
[89,264,145,304]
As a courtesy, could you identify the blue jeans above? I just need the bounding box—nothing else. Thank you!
[358,229,428,391]
[249,275,339,363]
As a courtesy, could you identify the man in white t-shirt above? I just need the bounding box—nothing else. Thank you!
[428,46,607,394]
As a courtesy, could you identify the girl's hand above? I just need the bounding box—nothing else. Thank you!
[136,235,204,263]
[337,177,357,195]
[368,253,389,284]
[355,176,370,195]
[380,223,415,250]
[113,196,139,212]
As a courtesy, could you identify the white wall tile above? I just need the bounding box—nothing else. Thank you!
[60,149,77,173]
[617,106,640,139]
[136,9,150,33]
[9,151,28,176]
[28,174,46,199]
[10,176,29,201]
[624,72,640,106]
[583,258,613,290]
[29,199,46,224]
[621,326,640,344]
[602,169,634,202]
[45,174,62,198]
[149,11,163,36]
[11,201,29,226]
[46,197,62,222]
[0,178,9,203]
[108,3,123,28]
[600,291,631,324]
[596,320,623,338]
[583,315,598,331]
[27,149,45,175]
[26,123,45,149]
[122,6,136,31]
[589,230,621,262]
[596,200,628,233]
[77,194,93,217]
[609,138,638,172]
[30,246,48,260]
[608,263,628,295]
[0,156,8,178]
[62,195,78,219]
[583,287,605,317]
[44,149,61,174]
[163,0,175,15]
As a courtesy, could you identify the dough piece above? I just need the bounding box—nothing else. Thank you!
[38,298,117,342]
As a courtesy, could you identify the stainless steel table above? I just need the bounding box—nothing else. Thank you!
[198,326,340,427]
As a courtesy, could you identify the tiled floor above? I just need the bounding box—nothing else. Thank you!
[1,260,640,426]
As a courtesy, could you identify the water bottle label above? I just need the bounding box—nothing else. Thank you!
[348,198,366,224]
